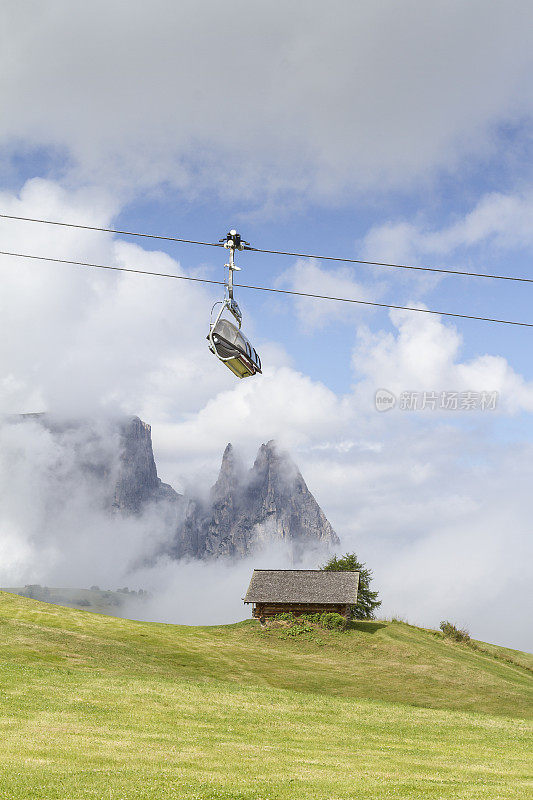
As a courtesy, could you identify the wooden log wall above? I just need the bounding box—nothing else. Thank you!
[251,603,350,619]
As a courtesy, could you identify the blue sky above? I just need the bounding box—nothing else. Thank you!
[0,1,532,648]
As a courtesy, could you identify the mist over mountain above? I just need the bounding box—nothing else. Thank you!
[0,414,339,569]
[8,412,183,515]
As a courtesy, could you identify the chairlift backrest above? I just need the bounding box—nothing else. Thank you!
[209,316,262,376]
[214,318,243,348]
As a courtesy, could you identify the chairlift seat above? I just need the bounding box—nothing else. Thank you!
[208,318,262,379]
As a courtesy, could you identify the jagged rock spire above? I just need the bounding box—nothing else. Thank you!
[211,443,242,501]
[173,439,339,560]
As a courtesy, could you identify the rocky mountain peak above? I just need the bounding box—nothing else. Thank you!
[249,440,302,503]
[254,439,281,466]
[171,439,339,560]
[113,417,160,511]
[219,442,238,476]
[211,442,243,502]
[111,416,182,513]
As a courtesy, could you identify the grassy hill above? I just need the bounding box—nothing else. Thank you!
[0,591,531,799]
[2,585,147,615]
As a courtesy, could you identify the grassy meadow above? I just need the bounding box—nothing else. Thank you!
[0,590,531,799]
[1,585,146,616]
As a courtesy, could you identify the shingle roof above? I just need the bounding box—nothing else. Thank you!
[243,569,359,604]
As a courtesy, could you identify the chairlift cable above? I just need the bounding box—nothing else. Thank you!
[0,249,225,286]
[0,213,222,249]
[1,248,532,329]
[1,212,532,285]
[244,244,533,285]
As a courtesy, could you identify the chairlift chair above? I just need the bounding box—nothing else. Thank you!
[207,230,262,379]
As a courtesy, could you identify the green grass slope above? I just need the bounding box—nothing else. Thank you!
[2,585,148,615]
[0,591,531,799]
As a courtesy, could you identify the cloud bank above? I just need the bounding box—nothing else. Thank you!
[2,2,532,204]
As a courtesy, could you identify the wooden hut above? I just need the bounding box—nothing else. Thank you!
[243,569,359,620]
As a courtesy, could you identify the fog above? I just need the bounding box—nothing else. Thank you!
[122,543,322,627]
[0,417,178,588]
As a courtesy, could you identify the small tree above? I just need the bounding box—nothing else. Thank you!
[321,552,381,620]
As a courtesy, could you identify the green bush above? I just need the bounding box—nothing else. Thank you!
[440,620,470,643]
[286,622,314,636]
[271,611,347,633]
[319,612,347,631]
[300,613,322,623]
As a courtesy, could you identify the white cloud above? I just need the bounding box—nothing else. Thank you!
[275,259,382,331]
[153,366,351,491]
[352,309,533,413]
[1,3,532,204]
[362,192,533,264]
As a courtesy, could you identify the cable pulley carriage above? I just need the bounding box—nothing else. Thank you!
[207,229,262,378]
